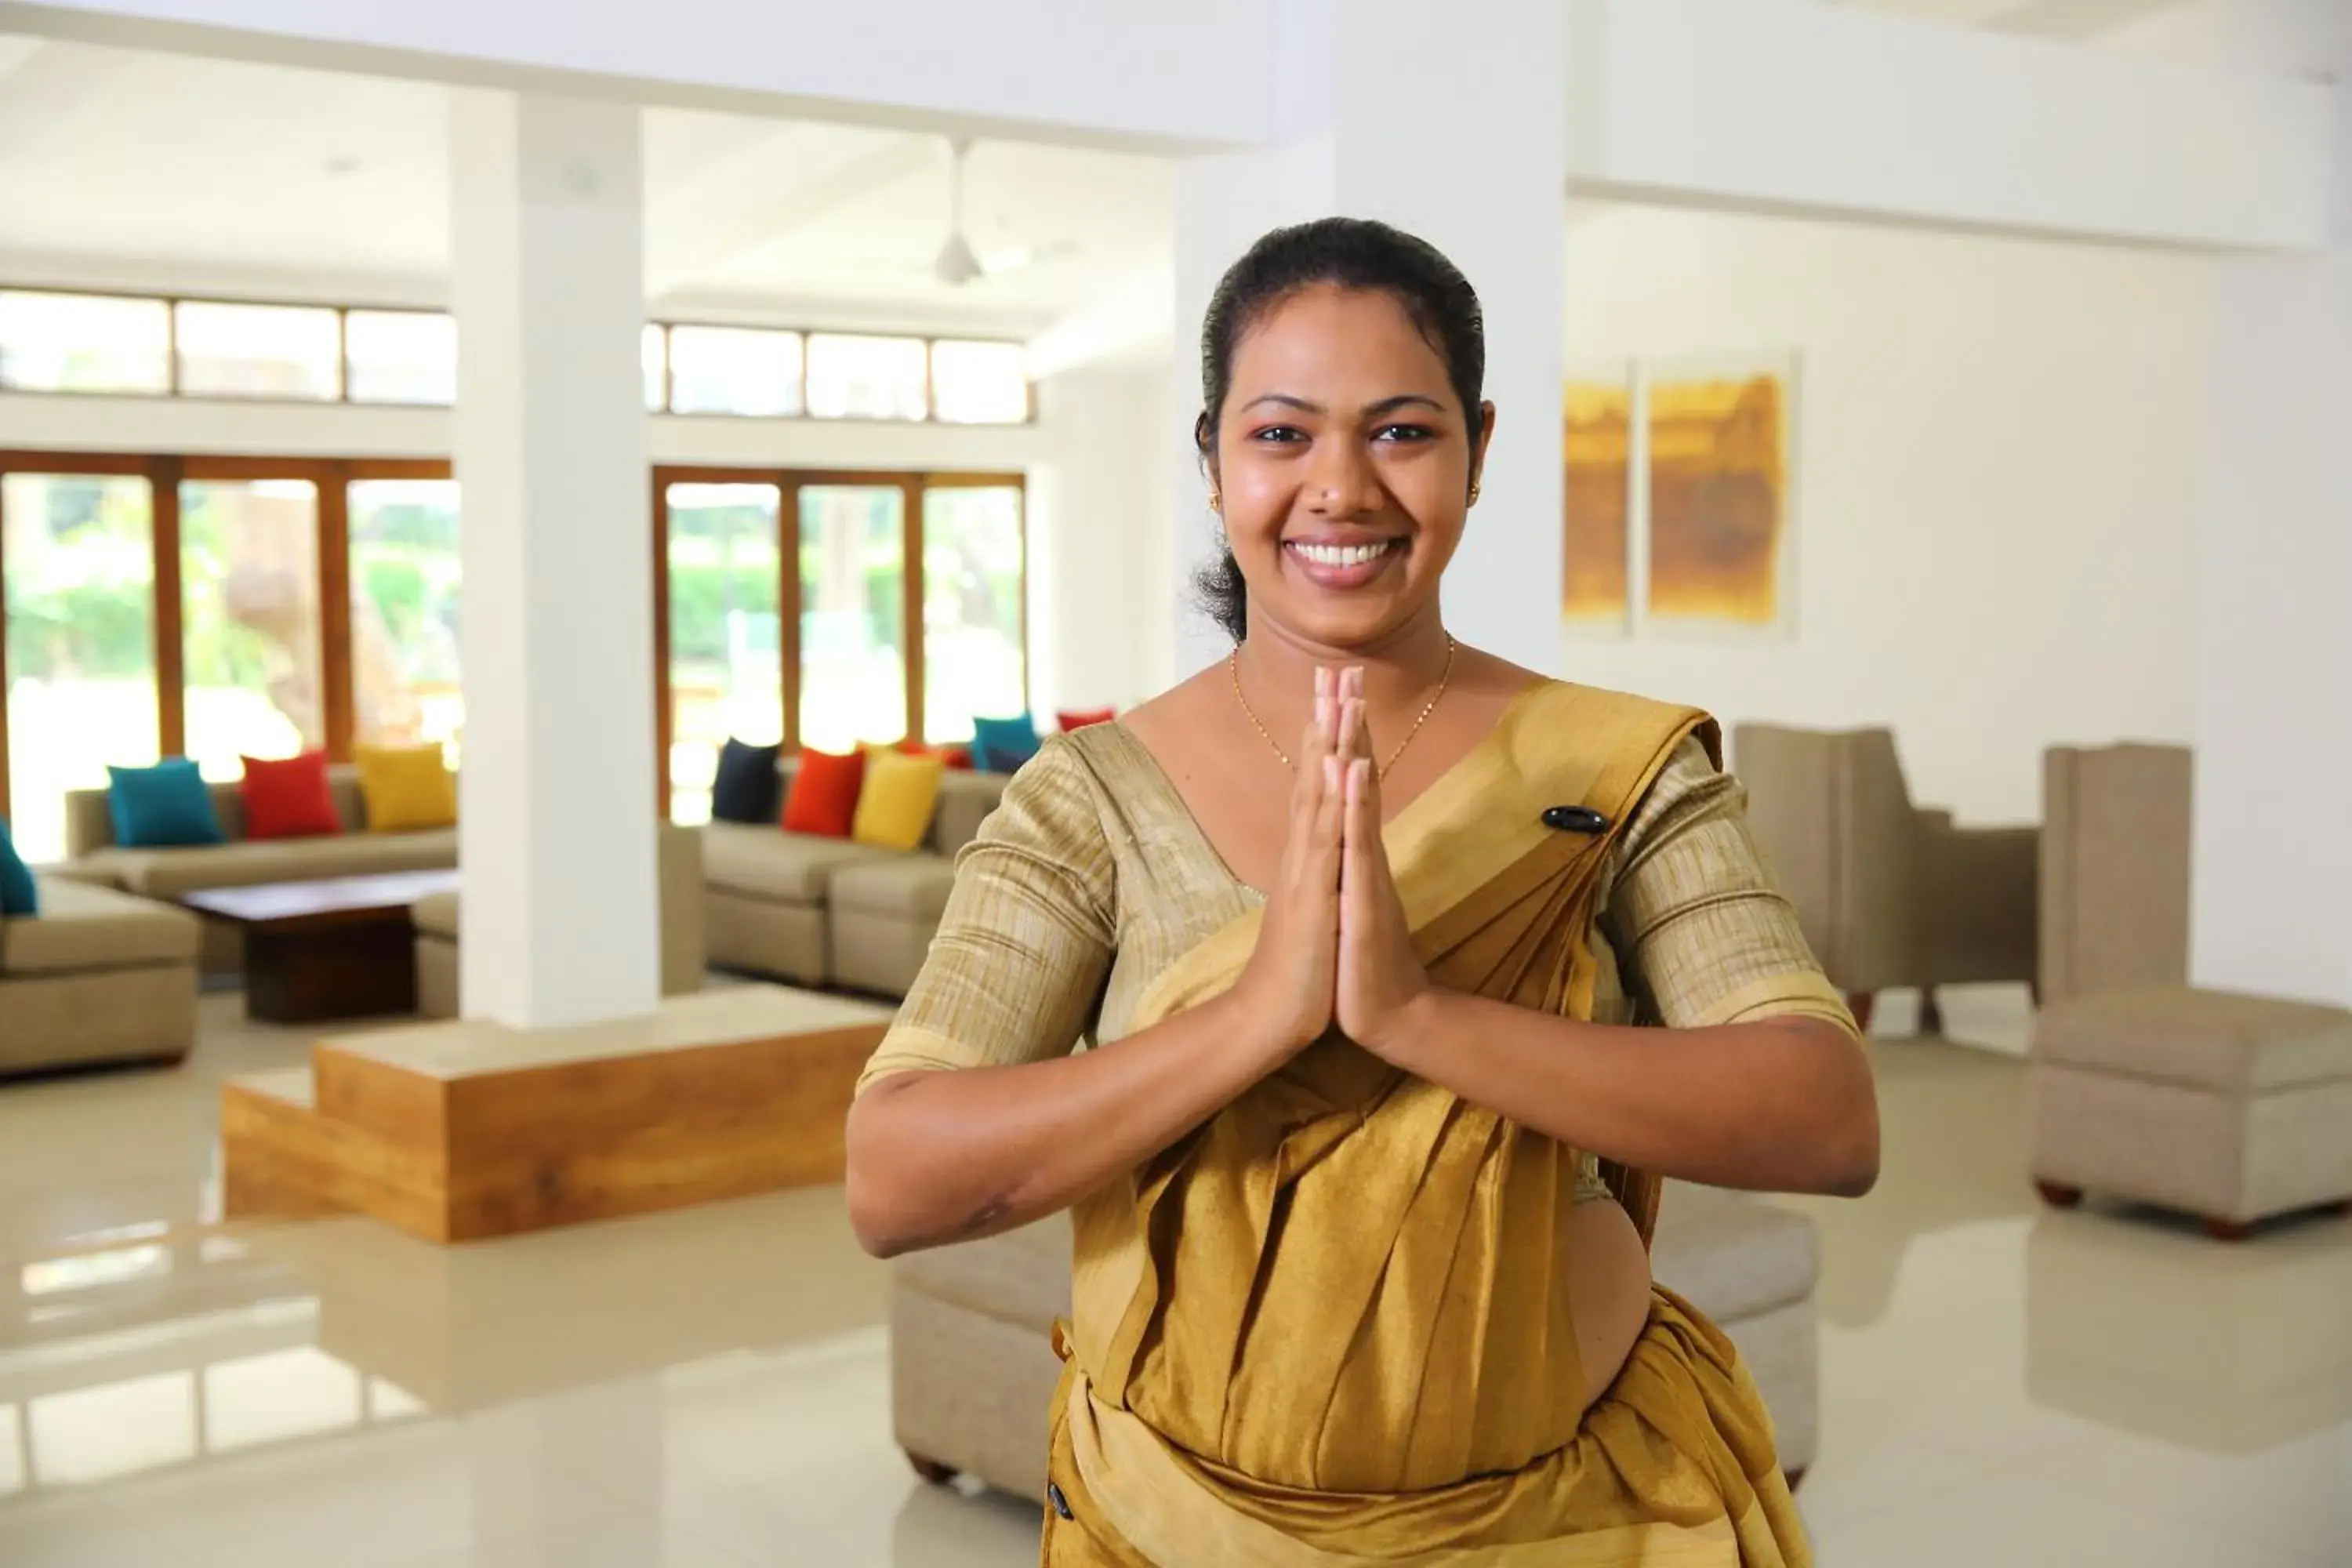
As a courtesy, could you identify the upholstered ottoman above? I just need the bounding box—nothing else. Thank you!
[2031,986,2352,1240]
[887,1180,1821,1506]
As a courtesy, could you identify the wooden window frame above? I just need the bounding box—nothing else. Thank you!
[0,448,453,826]
[650,464,1029,818]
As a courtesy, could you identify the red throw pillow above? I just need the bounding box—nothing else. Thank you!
[782,747,866,838]
[1058,707,1116,732]
[240,751,342,840]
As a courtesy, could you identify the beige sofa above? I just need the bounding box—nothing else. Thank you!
[704,757,1007,995]
[889,1181,1821,1504]
[413,824,707,1018]
[2040,743,2192,1007]
[2,877,201,1076]
[1733,724,2038,1033]
[60,768,456,974]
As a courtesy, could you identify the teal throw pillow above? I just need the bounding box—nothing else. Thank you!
[107,759,226,849]
[0,818,35,916]
[971,713,1041,775]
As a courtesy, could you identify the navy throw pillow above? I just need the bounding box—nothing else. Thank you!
[710,738,784,824]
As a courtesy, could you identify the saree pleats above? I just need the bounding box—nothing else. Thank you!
[1044,684,1809,1563]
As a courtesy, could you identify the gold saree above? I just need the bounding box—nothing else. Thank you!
[858,681,1852,1566]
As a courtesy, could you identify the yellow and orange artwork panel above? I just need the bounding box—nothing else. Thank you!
[1646,372,1787,626]
[1562,379,1632,626]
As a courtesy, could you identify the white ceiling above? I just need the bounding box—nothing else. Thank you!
[0,38,1173,336]
[0,6,2206,336]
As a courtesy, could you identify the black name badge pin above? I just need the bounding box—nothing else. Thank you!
[1542,804,1610,834]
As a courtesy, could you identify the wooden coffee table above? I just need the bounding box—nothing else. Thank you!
[183,869,459,1023]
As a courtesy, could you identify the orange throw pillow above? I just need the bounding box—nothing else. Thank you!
[1058,707,1116,732]
[782,747,866,838]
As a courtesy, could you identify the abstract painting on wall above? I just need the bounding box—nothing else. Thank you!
[1563,365,1634,632]
[1563,354,1797,638]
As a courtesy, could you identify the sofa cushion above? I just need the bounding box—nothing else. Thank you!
[829,856,957,924]
[412,888,460,941]
[108,759,226,848]
[783,747,866,838]
[354,744,458,833]
[111,829,459,899]
[852,749,945,852]
[710,738,783,825]
[702,822,897,904]
[894,1212,1073,1336]
[240,750,343,840]
[0,819,35,915]
[2,877,199,975]
[2034,986,2352,1093]
[1650,1181,1818,1322]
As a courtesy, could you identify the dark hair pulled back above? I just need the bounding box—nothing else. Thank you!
[1192,216,1486,644]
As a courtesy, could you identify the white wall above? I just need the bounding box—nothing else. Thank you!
[1567,0,2336,252]
[1557,203,2209,825]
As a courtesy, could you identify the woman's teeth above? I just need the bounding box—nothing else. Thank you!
[1292,541,1394,567]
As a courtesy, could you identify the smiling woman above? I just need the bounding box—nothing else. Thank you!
[844,217,1874,1566]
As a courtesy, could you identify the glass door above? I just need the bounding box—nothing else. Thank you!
[796,485,908,752]
[666,481,782,822]
[180,478,323,779]
[2,471,158,862]
[347,478,463,761]
[921,483,1026,742]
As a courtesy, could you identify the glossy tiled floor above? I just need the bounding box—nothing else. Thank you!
[0,989,2346,1566]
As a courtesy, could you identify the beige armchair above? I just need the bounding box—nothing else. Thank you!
[1733,724,2038,1033]
[2039,744,2191,1007]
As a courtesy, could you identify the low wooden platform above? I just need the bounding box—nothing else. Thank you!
[221,986,893,1243]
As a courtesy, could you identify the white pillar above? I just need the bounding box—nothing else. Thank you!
[2192,5,2352,1005]
[450,90,661,1029]
[1169,0,1569,679]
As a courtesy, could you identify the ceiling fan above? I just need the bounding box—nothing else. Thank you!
[930,136,1077,287]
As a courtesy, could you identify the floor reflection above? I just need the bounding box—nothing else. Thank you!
[0,995,2347,1567]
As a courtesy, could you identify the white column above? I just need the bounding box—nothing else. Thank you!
[2191,5,2352,1005]
[1170,0,1569,680]
[1033,368,1174,717]
[450,90,661,1029]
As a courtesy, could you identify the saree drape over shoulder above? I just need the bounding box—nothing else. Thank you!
[856,682,1856,1566]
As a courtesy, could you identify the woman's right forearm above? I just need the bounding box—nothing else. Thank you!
[844,989,1283,1258]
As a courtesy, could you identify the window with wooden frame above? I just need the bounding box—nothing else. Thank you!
[0,287,1032,425]
[0,451,454,862]
[652,466,1028,824]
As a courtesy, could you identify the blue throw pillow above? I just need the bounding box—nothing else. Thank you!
[710,738,783,825]
[971,713,1041,775]
[0,818,35,916]
[107,759,226,849]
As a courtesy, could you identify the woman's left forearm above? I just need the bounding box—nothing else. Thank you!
[1372,990,1879,1196]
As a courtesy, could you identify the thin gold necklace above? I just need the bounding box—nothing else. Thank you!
[1229,635,1457,780]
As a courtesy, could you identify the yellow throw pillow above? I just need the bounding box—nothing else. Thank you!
[353,743,457,833]
[852,747,946,851]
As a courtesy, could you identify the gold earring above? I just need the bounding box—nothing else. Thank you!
[1208,488,1221,510]
[1468,481,1482,504]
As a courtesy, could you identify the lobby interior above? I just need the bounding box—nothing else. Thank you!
[2,2,2350,1565]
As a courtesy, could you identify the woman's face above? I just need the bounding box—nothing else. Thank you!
[1212,282,1490,650]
